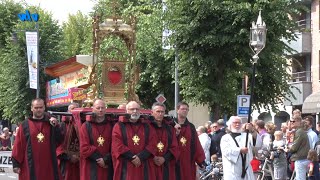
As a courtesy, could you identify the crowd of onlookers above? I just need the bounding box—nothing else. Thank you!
[0,126,18,172]
[196,109,320,180]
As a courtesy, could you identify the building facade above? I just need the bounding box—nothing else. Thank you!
[283,0,320,122]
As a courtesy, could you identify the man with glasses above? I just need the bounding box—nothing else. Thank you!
[112,101,157,180]
[210,121,226,158]
[174,101,206,180]
[286,115,310,180]
[220,116,261,180]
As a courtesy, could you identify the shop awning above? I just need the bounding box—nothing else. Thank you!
[45,56,85,77]
[302,91,320,114]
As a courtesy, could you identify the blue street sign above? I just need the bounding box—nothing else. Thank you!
[237,95,250,117]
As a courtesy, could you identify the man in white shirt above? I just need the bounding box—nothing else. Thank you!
[197,126,211,163]
[303,115,318,149]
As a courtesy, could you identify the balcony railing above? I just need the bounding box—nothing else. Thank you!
[289,71,312,83]
[296,19,312,32]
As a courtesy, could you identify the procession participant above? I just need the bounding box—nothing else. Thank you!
[174,101,206,180]
[220,116,261,180]
[150,102,179,180]
[79,99,113,180]
[112,101,157,180]
[12,98,63,180]
[56,103,80,180]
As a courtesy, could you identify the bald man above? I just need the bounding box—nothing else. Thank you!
[79,99,113,180]
[112,101,157,180]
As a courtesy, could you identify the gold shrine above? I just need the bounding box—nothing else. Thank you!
[87,2,140,104]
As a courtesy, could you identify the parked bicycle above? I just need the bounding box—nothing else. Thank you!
[199,161,223,180]
[255,150,275,180]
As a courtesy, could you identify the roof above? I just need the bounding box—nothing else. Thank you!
[44,56,86,77]
[302,91,320,114]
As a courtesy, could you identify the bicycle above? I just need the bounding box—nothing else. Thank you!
[199,161,223,180]
[255,150,275,180]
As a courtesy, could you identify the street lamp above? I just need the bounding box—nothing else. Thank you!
[247,10,267,124]
[242,10,267,179]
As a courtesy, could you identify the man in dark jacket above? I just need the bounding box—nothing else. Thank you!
[286,115,310,180]
[209,120,225,158]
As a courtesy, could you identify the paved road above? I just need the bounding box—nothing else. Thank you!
[0,168,17,179]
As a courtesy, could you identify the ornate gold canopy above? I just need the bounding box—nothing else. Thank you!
[87,4,139,105]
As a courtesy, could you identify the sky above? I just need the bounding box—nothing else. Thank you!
[17,0,96,24]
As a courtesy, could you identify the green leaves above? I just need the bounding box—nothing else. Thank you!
[0,3,63,122]
[164,0,305,118]
[60,11,92,57]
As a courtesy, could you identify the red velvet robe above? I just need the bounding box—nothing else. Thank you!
[56,116,80,180]
[112,117,157,180]
[79,119,113,180]
[12,117,63,180]
[150,121,180,180]
[175,119,205,180]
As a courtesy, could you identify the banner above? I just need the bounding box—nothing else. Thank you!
[46,78,87,107]
[25,31,38,89]
[0,151,12,168]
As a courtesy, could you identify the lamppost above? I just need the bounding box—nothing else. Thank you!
[11,23,40,98]
[242,10,267,178]
[247,10,267,124]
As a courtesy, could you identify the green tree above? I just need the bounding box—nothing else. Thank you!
[60,11,92,57]
[0,0,23,48]
[0,6,63,123]
[164,0,305,119]
[91,0,175,109]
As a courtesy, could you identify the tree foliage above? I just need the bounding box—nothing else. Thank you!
[164,0,306,118]
[0,5,63,122]
[60,11,92,57]
[92,0,175,109]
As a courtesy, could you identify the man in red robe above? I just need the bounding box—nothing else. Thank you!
[174,101,206,180]
[150,102,179,180]
[56,103,80,180]
[79,99,113,180]
[12,98,63,180]
[112,101,157,180]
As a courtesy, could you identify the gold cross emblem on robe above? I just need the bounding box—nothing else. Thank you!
[132,134,140,145]
[97,135,105,146]
[37,132,45,143]
[180,136,187,146]
[157,141,164,152]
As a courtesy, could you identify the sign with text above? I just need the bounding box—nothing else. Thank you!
[26,31,38,89]
[18,10,39,22]
[0,151,12,168]
[237,95,250,117]
[60,70,88,89]
[46,78,87,107]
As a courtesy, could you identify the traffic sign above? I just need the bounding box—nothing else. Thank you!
[155,94,166,104]
[237,95,250,117]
